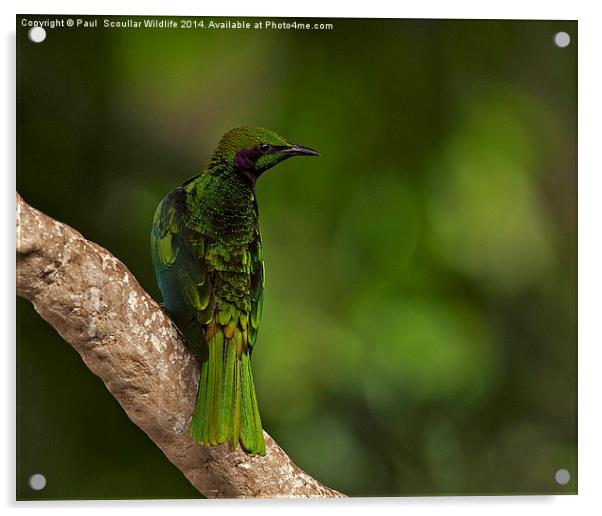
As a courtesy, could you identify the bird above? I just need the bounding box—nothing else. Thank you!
[150,127,320,456]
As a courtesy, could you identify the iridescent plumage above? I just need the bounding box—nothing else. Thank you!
[151,127,319,455]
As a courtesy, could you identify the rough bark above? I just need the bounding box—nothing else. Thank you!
[15,192,344,499]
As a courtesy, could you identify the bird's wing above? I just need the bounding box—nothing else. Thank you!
[152,185,265,454]
[248,227,264,349]
[151,187,215,356]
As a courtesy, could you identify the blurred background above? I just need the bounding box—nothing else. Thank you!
[16,17,577,499]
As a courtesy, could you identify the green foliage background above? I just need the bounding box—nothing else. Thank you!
[16,16,577,499]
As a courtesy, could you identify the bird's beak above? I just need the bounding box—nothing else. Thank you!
[279,144,321,157]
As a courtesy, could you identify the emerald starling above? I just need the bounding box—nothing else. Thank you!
[150,127,319,456]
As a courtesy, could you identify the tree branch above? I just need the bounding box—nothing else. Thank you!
[15,192,344,499]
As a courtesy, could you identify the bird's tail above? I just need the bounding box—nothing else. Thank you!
[190,325,265,456]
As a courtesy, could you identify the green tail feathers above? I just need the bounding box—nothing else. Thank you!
[190,328,265,456]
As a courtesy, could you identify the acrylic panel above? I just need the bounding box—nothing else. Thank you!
[16,15,577,499]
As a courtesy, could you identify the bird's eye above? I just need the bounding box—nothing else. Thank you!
[258,142,270,153]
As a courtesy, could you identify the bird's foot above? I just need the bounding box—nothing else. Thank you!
[159,303,187,341]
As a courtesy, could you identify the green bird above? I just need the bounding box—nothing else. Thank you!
[150,127,319,456]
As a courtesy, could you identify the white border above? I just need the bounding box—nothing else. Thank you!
[3,1,600,515]
[0,0,586,19]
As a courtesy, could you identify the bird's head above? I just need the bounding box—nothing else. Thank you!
[208,127,320,187]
